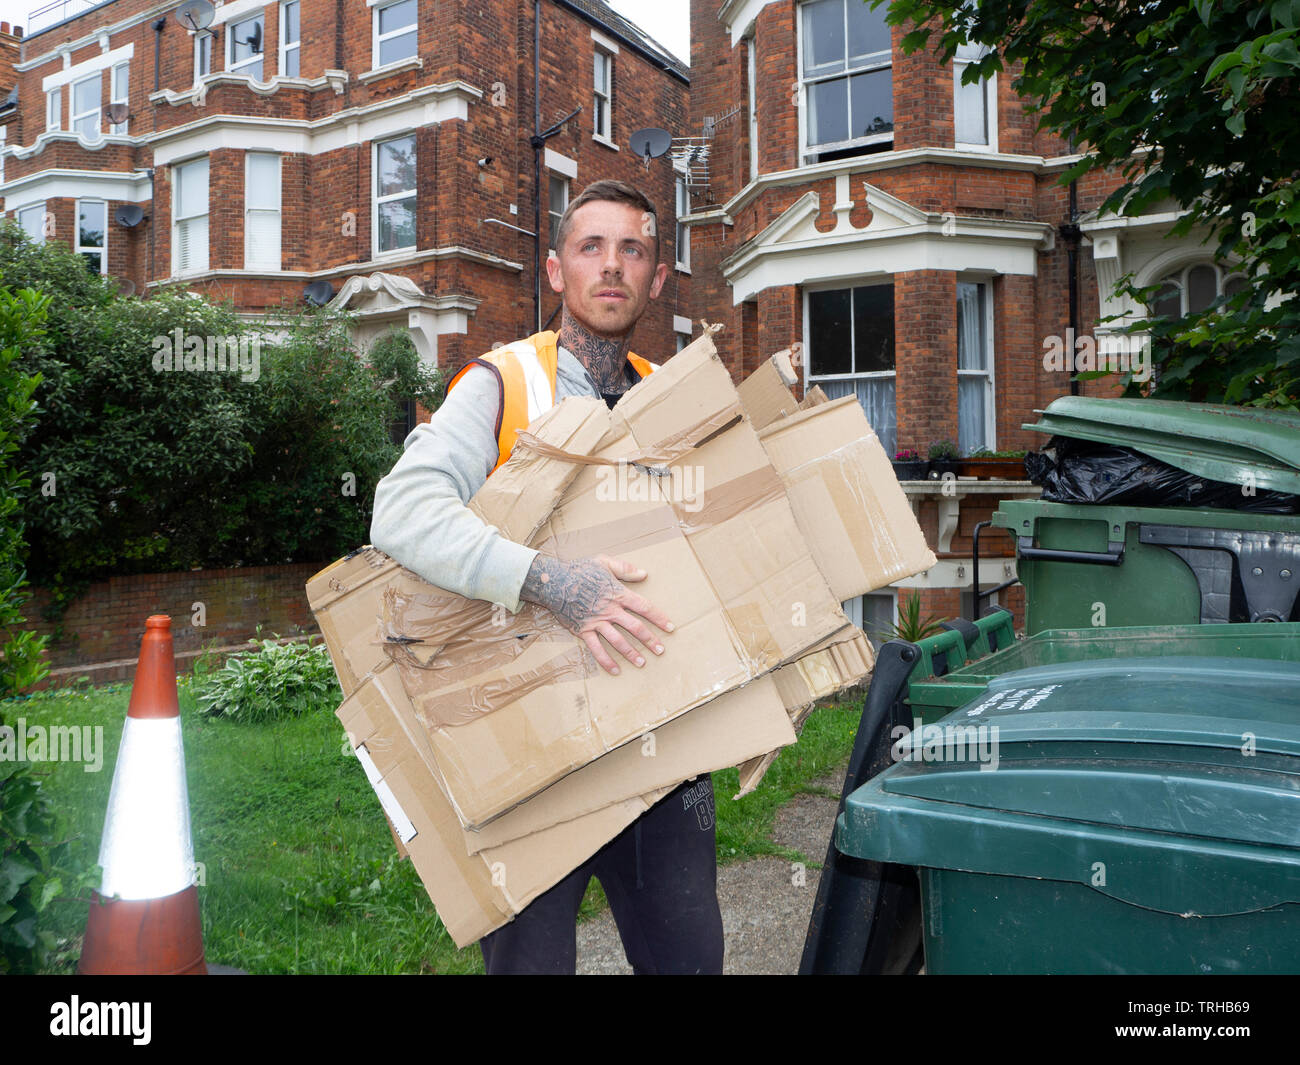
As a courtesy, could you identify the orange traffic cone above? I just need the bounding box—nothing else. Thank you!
[78,615,207,974]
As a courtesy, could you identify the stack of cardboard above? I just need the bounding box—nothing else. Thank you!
[305,327,935,947]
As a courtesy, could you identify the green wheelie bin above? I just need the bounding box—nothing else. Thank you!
[837,645,1300,974]
[993,397,1300,634]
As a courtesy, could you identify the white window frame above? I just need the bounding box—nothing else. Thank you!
[372,0,417,70]
[172,156,210,276]
[46,87,62,131]
[0,126,7,185]
[674,315,693,353]
[279,0,300,77]
[797,0,894,164]
[76,198,108,275]
[227,13,265,80]
[71,73,101,140]
[110,61,129,134]
[953,39,997,153]
[675,174,690,272]
[956,279,996,455]
[547,172,569,256]
[804,280,898,455]
[593,47,614,144]
[17,203,46,244]
[195,31,214,82]
[373,133,417,257]
[1152,262,1249,318]
[244,152,282,269]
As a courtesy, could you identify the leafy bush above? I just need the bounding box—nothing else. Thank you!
[876,591,946,645]
[927,439,959,461]
[0,223,441,624]
[192,635,342,723]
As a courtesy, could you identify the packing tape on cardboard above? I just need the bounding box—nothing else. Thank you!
[514,401,744,471]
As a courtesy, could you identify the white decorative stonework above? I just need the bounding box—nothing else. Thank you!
[329,271,480,369]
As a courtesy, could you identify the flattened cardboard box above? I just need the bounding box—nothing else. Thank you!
[757,396,936,602]
[338,662,671,948]
[382,338,851,829]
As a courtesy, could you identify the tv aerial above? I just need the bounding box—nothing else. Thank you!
[174,0,215,33]
[629,127,672,170]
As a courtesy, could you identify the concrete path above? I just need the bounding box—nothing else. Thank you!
[575,775,842,975]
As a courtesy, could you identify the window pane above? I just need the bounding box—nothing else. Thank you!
[74,76,98,114]
[379,31,417,65]
[847,0,890,61]
[284,48,299,76]
[809,288,853,376]
[956,282,986,369]
[1153,280,1181,319]
[247,154,279,209]
[849,69,892,136]
[594,52,609,94]
[75,114,99,138]
[19,207,44,242]
[198,36,212,75]
[283,1,299,41]
[177,158,209,218]
[1224,275,1247,299]
[549,175,567,215]
[1188,264,1217,313]
[808,78,849,145]
[113,63,128,99]
[379,197,416,251]
[379,0,416,34]
[822,376,896,455]
[853,285,894,372]
[232,16,263,62]
[803,0,846,75]
[954,66,987,143]
[861,592,896,650]
[79,201,106,247]
[958,377,988,455]
[377,136,416,196]
[80,251,102,275]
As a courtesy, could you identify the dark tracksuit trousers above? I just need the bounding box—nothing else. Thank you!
[478,774,724,974]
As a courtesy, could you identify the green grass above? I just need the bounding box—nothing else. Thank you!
[11,680,862,974]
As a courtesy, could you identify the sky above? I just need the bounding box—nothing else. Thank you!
[0,0,692,65]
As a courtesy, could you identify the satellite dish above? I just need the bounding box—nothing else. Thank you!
[174,0,215,32]
[106,103,129,125]
[115,204,144,227]
[629,128,672,163]
[116,277,136,297]
[303,280,336,306]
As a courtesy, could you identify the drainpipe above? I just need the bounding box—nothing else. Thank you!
[1059,174,1082,397]
[152,17,165,93]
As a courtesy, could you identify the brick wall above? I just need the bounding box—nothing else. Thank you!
[22,562,325,688]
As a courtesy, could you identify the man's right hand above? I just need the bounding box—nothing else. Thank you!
[519,554,674,676]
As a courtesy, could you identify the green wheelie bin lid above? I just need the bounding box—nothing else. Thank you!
[840,656,1300,918]
[1023,395,1300,496]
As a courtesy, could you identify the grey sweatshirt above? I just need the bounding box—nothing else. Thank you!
[369,344,640,615]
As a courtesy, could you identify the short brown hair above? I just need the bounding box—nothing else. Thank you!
[553,178,660,261]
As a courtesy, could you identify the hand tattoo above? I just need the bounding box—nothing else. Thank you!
[520,554,622,634]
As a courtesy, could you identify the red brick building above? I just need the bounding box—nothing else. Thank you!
[682,0,1241,637]
[0,0,692,386]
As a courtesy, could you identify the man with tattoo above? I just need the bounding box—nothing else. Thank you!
[370,180,724,974]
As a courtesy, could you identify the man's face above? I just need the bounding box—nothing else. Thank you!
[546,200,669,338]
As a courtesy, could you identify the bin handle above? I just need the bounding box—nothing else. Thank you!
[1016,536,1125,566]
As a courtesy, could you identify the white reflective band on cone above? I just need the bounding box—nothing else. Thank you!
[97,716,196,900]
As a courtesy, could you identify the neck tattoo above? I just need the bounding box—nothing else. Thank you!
[558,306,633,393]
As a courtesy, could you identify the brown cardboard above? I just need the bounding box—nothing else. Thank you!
[758,395,937,602]
[798,384,830,410]
[387,335,850,829]
[461,669,797,853]
[338,661,675,948]
[736,346,799,430]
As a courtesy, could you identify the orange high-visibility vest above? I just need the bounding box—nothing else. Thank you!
[446,330,657,475]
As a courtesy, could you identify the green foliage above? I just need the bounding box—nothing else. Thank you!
[927,439,958,460]
[883,0,1300,405]
[192,633,342,723]
[0,270,82,974]
[967,447,1027,458]
[0,224,442,616]
[877,590,946,645]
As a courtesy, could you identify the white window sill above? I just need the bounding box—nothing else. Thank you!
[592,133,619,151]
[359,56,423,83]
[373,246,418,260]
[675,262,690,274]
